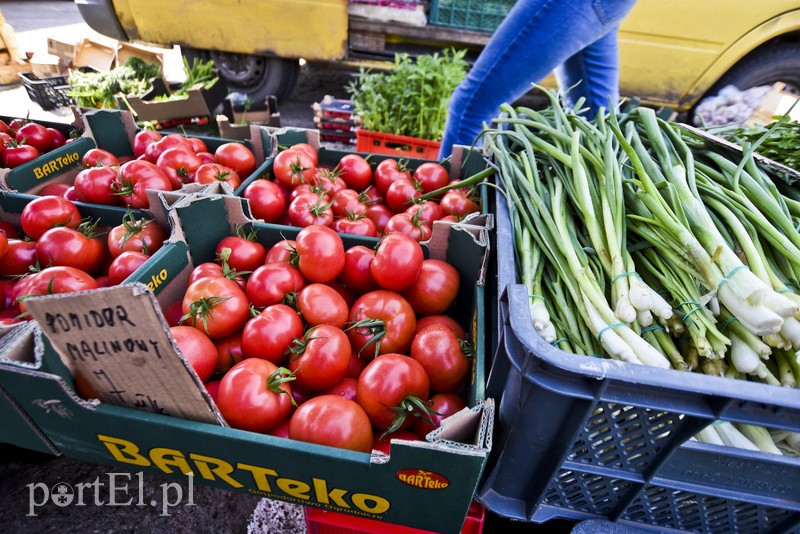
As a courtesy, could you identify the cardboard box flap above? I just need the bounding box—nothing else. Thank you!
[24,284,224,426]
[0,322,40,367]
[430,399,494,451]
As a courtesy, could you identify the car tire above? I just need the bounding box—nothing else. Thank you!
[209,52,301,103]
[710,42,800,95]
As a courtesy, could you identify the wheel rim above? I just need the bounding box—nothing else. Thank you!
[209,51,267,89]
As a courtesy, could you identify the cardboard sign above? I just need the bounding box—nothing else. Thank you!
[25,284,223,425]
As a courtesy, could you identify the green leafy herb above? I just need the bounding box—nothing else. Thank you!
[346,49,468,141]
[67,57,161,109]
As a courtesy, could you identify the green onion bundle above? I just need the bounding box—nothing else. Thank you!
[485,88,800,455]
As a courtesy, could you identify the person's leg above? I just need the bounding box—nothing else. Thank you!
[555,27,622,115]
[438,0,637,158]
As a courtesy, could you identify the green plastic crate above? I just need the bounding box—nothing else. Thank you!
[429,0,517,32]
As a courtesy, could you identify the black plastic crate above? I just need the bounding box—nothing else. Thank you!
[18,72,73,111]
[479,188,800,533]
[429,0,517,32]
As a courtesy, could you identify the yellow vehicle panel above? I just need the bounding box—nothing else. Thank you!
[111,0,348,60]
[618,0,800,109]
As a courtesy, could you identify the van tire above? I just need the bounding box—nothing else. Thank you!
[210,52,301,103]
[710,42,800,95]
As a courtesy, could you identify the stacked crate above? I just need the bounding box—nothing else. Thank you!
[312,95,360,145]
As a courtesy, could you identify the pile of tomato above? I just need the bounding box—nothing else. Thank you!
[242,143,481,242]
[36,130,257,209]
[0,118,72,168]
[159,224,472,454]
[0,196,166,324]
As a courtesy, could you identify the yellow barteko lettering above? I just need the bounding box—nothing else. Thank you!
[33,152,80,180]
[96,435,391,515]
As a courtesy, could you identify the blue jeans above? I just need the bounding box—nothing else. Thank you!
[438,0,637,158]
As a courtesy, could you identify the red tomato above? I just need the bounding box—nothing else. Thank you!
[440,190,480,218]
[331,189,366,218]
[321,377,359,402]
[216,358,294,433]
[0,240,37,276]
[356,353,431,432]
[413,162,449,194]
[4,144,40,168]
[47,128,68,149]
[0,232,7,259]
[347,290,416,359]
[403,259,460,315]
[214,331,245,375]
[374,159,411,195]
[296,283,349,329]
[411,393,467,438]
[241,303,304,363]
[162,300,185,327]
[157,147,202,188]
[385,179,421,213]
[365,203,393,235]
[245,262,306,309]
[384,212,432,242]
[331,214,378,238]
[243,179,286,223]
[170,325,218,383]
[194,163,241,190]
[344,350,368,379]
[132,130,162,158]
[265,239,296,263]
[35,226,106,274]
[339,245,379,294]
[188,262,247,288]
[18,266,99,314]
[287,324,351,391]
[273,148,316,188]
[113,160,173,208]
[196,151,215,165]
[215,235,266,273]
[313,168,347,196]
[214,142,256,177]
[415,315,466,340]
[15,122,52,153]
[290,142,319,167]
[187,137,207,154]
[371,233,423,291]
[337,154,372,191]
[287,194,334,228]
[82,148,119,167]
[182,277,250,339]
[107,215,166,258]
[0,221,19,239]
[405,200,444,225]
[144,134,193,163]
[294,225,345,283]
[74,166,121,205]
[410,325,469,393]
[37,183,71,197]
[289,395,372,453]
[20,196,82,239]
[204,380,220,403]
[107,251,150,285]
[0,120,9,135]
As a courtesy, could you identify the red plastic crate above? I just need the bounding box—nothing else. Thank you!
[305,501,485,534]
[355,129,441,160]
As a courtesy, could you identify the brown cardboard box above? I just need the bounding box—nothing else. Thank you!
[746,82,800,127]
[47,37,164,72]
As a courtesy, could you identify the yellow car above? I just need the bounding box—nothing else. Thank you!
[77,0,800,112]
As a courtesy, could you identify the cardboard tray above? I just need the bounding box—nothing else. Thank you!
[0,190,494,534]
[0,110,93,194]
[121,77,229,123]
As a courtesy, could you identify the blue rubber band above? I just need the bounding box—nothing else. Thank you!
[682,306,704,323]
[597,321,626,343]
[610,271,641,286]
[711,420,725,426]
[776,289,795,294]
[719,317,739,331]
[551,337,568,346]
[717,265,749,292]
[529,293,545,301]
[640,325,667,335]
[588,354,604,359]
